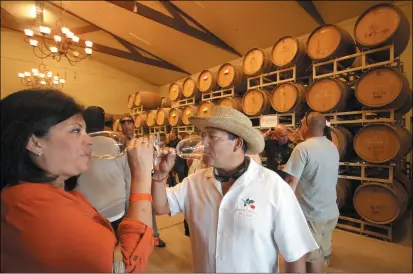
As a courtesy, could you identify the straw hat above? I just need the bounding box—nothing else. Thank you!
[189,106,265,154]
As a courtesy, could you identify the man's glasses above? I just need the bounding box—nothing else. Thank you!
[120,119,133,125]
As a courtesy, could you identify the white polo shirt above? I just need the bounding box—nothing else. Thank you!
[166,157,318,273]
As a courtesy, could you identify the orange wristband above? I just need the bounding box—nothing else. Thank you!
[152,175,169,183]
[129,193,152,202]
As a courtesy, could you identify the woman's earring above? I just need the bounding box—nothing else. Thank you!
[36,152,42,157]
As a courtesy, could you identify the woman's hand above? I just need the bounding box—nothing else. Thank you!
[127,136,154,178]
[153,147,176,180]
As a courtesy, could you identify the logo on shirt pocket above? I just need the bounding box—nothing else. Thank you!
[241,198,256,209]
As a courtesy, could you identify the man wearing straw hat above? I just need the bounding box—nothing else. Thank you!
[151,106,318,273]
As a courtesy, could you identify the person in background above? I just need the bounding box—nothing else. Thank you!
[262,124,296,179]
[0,89,155,272]
[77,106,131,237]
[151,106,318,273]
[283,112,340,273]
[120,114,166,248]
[167,130,188,187]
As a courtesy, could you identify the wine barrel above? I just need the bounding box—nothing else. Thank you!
[113,119,121,132]
[306,78,350,113]
[127,94,135,109]
[242,48,275,76]
[134,112,147,128]
[336,179,353,210]
[169,82,183,101]
[160,97,171,108]
[355,67,411,112]
[307,24,356,68]
[197,101,215,118]
[395,90,412,118]
[217,63,247,92]
[197,70,217,93]
[331,126,353,161]
[353,180,409,224]
[242,89,271,116]
[156,108,171,126]
[354,3,410,61]
[270,82,306,114]
[183,77,201,99]
[134,91,162,109]
[218,97,242,111]
[354,124,412,163]
[182,105,199,125]
[168,108,183,127]
[271,36,311,76]
[146,110,157,127]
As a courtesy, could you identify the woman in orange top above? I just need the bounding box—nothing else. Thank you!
[0,89,176,272]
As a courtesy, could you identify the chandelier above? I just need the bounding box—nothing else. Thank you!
[18,62,66,89]
[23,5,93,66]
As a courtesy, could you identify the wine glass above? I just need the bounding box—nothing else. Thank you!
[274,152,283,170]
[88,131,128,159]
[175,136,205,160]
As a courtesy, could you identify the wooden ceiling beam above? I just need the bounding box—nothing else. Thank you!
[46,2,189,74]
[296,1,325,25]
[70,25,101,35]
[107,0,242,57]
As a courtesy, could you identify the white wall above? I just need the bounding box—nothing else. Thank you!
[1,28,160,115]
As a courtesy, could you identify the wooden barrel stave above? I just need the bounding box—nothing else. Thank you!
[331,126,354,161]
[156,108,171,126]
[217,63,247,92]
[242,48,275,76]
[353,180,409,224]
[355,67,411,111]
[271,36,312,76]
[168,108,183,127]
[134,91,162,109]
[218,97,242,111]
[169,82,183,101]
[242,89,271,116]
[306,78,351,113]
[197,101,215,118]
[353,123,412,163]
[182,105,199,125]
[354,3,410,61]
[128,94,136,109]
[336,179,353,210]
[270,82,306,114]
[197,70,217,93]
[146,110,157,127]
[183,77,201,99]
[307,24,356,68]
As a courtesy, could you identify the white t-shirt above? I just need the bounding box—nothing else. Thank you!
[166,157,318,273]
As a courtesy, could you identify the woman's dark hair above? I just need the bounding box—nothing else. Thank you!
[0,88,84,190]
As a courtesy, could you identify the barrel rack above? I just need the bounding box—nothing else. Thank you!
[201,87,235,101]
[247,65,297,89]
[171,96,196,108]
[130,105,144,116]
[171,125,195,134]
[317,43,411,242]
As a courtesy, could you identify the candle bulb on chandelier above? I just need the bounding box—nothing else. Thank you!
[72,36,80,43]
[39,26,51,35]
[39,73,45,78]
[61,27,69,34]
[85,48,92,55]
[54,35,62,42]
[24,72,31,77]
[29,39,38,47]
[24,29,34,37]
[59,79,66,84]
[50,47,58,53]
[18,73,25,78]
[66,32,74,39]
[85,41,93,47]
[40,81,46,85]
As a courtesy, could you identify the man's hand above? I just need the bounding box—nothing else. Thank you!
[153,147,176,180]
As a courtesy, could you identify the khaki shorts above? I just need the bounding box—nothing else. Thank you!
[306,217,338,263]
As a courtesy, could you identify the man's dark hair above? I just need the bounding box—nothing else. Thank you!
[227,132,248,153]
[0,88,84,190]
[83,106,105,133]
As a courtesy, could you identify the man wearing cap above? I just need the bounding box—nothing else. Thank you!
[283,112,339,273]
[119,115,166,248]
[151,106,318,273]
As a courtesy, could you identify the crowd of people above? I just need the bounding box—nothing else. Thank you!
[1,87,340,273]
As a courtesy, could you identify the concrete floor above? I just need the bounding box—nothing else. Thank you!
[148,213,412,273]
